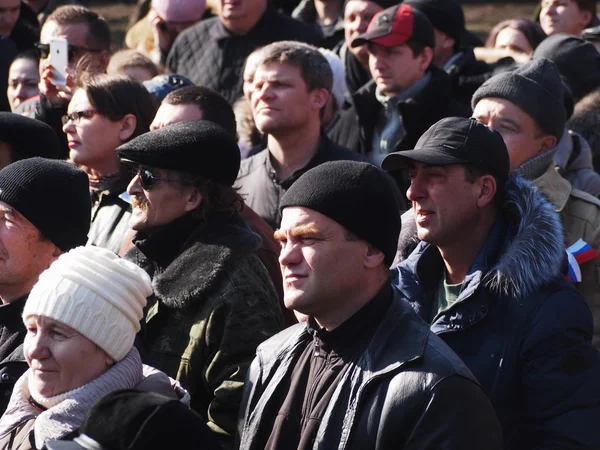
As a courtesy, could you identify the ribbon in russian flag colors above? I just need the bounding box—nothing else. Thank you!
[566,239,598,282]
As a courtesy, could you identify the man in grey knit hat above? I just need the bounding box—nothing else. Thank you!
[472,57,600,349]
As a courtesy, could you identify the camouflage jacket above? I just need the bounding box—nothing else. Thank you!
[125,212,283,449]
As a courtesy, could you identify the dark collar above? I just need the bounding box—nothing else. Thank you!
[133,212,201,271]
[0,294,29,324]
[307,279,393,356]
[266,133,336,188]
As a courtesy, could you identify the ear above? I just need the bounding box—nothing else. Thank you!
[418,46,434,72]
[363,243,385,269]
[476,174,497,208]
[183,188,203,212]
[99,50,111,73]
[579,10,593,29]
[119,113,138,142]
[311,88,330,112]
[538,134,557,153]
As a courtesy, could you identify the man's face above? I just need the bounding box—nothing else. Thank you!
[472,98,556,170]
[368,42,431,97]
[0,202,58,302]
[275,207,370,319]
[127,165,200,232]
[406,163,483,248]
[218,0,262,22]
[251,62,326,135]
[540,0,592,36]
[149,103,203,131]
[0,0,20,37]
[7,57,40,111]
[39,20,104,74]
[344,0,383,62]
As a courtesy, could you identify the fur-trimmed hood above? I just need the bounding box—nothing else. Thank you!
[396,174,565,300]
[145,212,262,309]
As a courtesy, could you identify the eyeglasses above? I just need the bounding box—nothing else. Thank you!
[135,168,186,191]
[35,42,103,61]
[61,110,96,125]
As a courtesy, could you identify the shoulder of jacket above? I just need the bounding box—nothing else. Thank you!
[563,187,600,228]
[237,150,267,179]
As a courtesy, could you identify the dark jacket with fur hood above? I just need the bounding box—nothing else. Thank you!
[393,175,600,449]
[125,211,283,449]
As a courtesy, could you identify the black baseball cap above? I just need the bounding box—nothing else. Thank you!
[381,117,510,183]
[45,390,218,450]
[351,3,435,49]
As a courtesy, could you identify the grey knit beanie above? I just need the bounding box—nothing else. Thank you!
[472,58,566,141]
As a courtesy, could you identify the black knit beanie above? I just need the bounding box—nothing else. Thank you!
[279,161,402,267]
[0,158,91,251]
[533,33,600,102]
[472,58,566,141]
[404,0,465,45]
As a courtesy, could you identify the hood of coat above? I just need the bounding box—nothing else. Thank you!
[554,129,594,173]
[152,211,262,309]
[397,174,564,300]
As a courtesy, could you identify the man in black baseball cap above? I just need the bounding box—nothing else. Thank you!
[387,116,600,449]
[116,120,283,449]
[329,3,470,168]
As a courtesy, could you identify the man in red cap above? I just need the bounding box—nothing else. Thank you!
[330,2,469,174]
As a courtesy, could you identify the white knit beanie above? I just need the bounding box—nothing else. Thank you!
[23,246,152,362]
[319,48,346,111]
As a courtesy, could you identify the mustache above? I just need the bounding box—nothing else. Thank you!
[131,196,148,211]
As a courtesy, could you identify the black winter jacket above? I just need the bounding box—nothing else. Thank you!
[393,175,600,449]
[237,286,504,450]
[329,67,471,157]
[235,135,364,228]
[166,4,322,105]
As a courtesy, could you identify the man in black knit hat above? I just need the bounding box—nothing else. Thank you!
[237,160,503,450]
[0,157,91,415]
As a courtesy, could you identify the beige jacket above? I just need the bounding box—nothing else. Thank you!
[535,166,600,348]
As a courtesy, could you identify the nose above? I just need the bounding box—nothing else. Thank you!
[255,83,275,102]
[406,174,424,203]
[278,240,301,268]
[127,172,143,196]
[62,118,75,134]
[357,17,370,33]
[26,331,51,361]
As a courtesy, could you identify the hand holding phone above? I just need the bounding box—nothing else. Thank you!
[49,38,69,87]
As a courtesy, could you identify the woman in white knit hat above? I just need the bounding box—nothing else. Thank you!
[0,246,190,450]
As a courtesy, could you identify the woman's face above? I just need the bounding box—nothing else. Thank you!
[494,27,533,54]
[62,89,128,170]
[7,58,40,111]
[24,315,112,398]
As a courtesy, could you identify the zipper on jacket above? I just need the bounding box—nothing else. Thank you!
[299,339,330,432]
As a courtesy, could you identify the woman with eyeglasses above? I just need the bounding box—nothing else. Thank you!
[62,74,157,254]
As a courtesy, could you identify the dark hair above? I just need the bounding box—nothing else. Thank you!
[568,89,600,173]
[180,174,243,221]
[45,6,111,51]
[574,0,597,17]
[12,49,39,65]
[463,165,505,208]
[163,86,237,138]
[405,39,429,58]
[78,74,157,141]
[256,41,333,93]
[486,19,546,51]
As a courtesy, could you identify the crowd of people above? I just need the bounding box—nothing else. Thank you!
[0,0,600,448]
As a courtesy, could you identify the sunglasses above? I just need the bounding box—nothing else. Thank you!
[134,168,186,191]
[35,42,103,61]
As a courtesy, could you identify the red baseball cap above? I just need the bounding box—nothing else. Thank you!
[351,3,435,49]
